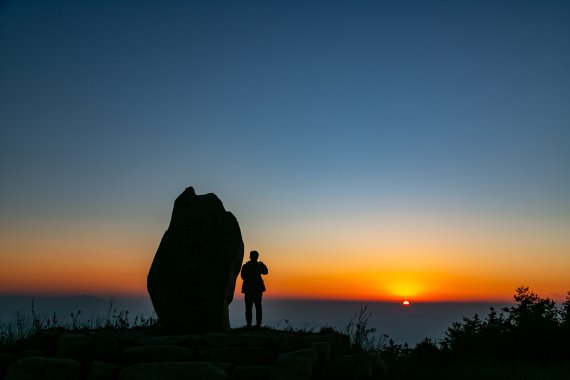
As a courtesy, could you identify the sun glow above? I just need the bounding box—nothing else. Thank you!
[385,280,424,300]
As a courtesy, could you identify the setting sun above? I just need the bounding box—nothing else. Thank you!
[403,300,410,306]
[383,276,425,300]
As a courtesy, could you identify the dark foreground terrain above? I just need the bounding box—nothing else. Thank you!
[0,325,387,380]
[1,287,570,379]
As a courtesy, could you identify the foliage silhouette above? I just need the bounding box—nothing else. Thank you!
[440,286,569,363]
[379,286,570,379]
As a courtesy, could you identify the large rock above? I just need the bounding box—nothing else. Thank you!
[230,365,270,380]
[56,333,92,361]
[122,345,195,363]
[270,354,312,380]
[133,334,201,347]
[5,357,81,380]
[87,361,116,380]
[118,362,229,380]
[198,346,275,365]
[204,333,272,348]
[148,187,244,332]
[330,354,389,380]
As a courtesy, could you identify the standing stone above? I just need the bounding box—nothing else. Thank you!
[147,187,244,332]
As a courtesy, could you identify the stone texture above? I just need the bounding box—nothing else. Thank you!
[147,187,244,332]
[109,331,141,347]
[372,356,390,380]
[56,334,93,361]
[198,346,275,365]
[5,357,81,380]
[305,341,331,363]
[29,330,63,354]
[281,348,318,365]
[230,365,270,380]
[122,345,195,363]
[271,335,298,354]
[15,350,47,360]
[0,353,14,378]
[92,337,119,360]
[118,362,229,380]
[87,361,116,380]
[134,334,202,347]
[204,333,272,347]
[331,354,375,380]
[1,328,360,380]
[270,354,312,380]
[304,333,351,355]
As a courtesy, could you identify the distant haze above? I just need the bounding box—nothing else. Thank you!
[0,295,154,324]
[0,296,512,345]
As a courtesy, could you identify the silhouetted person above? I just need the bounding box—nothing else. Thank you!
[240,250,268,327]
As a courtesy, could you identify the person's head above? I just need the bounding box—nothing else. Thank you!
[249,250,259,261]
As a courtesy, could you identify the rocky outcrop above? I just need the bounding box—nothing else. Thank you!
[5,357,81,380]
[147,187,244,332]
[118,362,229,380]
[2,329,389,380]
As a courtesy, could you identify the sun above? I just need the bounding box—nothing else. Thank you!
[402,300,411,307]
[385,279,423,301]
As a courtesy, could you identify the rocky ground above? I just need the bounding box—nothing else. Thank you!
[0,327,388,380]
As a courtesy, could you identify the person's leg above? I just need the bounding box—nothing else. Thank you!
[244,293,253,327]
[254,292,263,327]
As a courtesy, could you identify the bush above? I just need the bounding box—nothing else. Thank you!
[441,286,570,363]
[382,286,570,379]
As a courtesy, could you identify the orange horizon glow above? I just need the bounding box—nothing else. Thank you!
[2,256,568,303]
[2,265,567,303]
[1,275,564,304]
[2,220,569,304]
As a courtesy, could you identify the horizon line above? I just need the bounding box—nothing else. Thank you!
[0,293,516,304]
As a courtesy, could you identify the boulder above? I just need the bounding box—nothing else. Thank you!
[331,354,384,380]
[56,334,92,361]
[230,365,270,380]
[134,334,201,347]
[14,350,46,360]
[271,335,299,354]
[303,333,351,355]
[204,333,272,347]
[87,361,116,380]
[148,187,244,332]
[305,341,331,363]
[5,357,81,380]
[280,348,318,365]
[92,336,119,360]
[270,354,312,380]
[0,353,14,377]
[198,346,275,365]
[122,345,194,363]
[29,330,63,354]
[118,362,229,380]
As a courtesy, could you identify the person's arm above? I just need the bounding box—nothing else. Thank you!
[240,264,247,280]
[259,262,268,275]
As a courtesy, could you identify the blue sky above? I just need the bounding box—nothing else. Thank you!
[1,0,569,299]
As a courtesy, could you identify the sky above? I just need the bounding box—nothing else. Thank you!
[1,0,569,302]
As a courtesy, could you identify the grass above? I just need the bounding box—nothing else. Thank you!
[344,305,388,354]
[0,299,158,350]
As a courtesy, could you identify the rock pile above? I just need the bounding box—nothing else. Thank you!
[1,329,388,380]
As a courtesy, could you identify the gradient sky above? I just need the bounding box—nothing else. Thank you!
[1,0,569,302]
